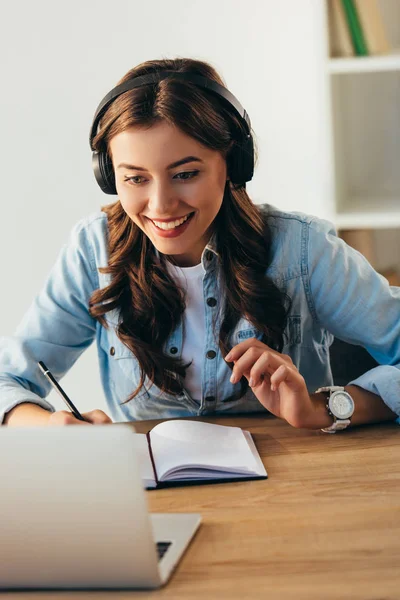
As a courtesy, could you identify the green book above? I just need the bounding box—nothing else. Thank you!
[341,0,369,56]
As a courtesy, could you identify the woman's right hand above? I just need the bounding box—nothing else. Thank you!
[47,409,112,426]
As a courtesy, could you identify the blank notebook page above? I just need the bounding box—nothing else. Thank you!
[149,420,258,480]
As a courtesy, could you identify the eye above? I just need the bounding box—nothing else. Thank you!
[124,175,147,185]
[173,170,199,181]
[123,170,199,186]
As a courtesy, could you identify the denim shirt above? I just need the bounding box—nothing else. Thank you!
[1,204,400,424]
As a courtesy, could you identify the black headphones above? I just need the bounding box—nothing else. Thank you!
[89,71,254,194]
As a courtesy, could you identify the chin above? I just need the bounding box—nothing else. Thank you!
[154,240,188,252]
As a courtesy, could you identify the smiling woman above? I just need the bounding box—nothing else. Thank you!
[88,58,288,404]
[1,57,399,431]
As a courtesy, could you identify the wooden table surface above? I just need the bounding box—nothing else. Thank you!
[6,415,400,599]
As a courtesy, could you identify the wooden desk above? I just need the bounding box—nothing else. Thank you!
[7,415,400,599]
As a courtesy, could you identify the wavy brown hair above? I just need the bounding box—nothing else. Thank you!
[89,58,290,401]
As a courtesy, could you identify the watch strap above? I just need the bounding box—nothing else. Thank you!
[315,386,353,434]
[321,419,351,433]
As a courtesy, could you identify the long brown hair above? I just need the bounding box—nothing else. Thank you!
[89,58,290,401]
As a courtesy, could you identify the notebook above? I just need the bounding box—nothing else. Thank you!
[135,419,267,489]
[0,425,201,590]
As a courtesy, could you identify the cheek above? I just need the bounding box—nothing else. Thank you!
[193,174,225,207]
[119,197,135,217]
[118,200,145,230]
[117,188,143,215]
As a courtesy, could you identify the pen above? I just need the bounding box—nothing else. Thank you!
[37,361,86,422]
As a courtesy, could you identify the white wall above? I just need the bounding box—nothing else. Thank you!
[0,0,328,415]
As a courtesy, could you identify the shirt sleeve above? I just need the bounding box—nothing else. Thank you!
[306,216,400,420]
[0,219,98,423]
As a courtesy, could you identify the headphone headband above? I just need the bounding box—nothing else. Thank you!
[90,71,251,148]
[90,70,254,193]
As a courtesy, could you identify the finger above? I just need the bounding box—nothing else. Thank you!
[270,363,304,392]
[225,337,270,363]
[248,351,287,387]
[48,411,90,426]
[230,346,264,384]
[83,410,113,425]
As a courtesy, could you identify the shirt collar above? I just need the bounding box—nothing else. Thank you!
[202,232,219,258]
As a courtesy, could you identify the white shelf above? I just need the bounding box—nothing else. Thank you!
[335,196,400,229]
[328,51,400,74]
[322,0,400,270]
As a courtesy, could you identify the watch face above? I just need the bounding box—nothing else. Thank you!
[329,392,354,419]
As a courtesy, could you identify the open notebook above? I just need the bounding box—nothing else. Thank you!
[135,420,267,489]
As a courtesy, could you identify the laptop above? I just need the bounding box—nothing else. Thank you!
[0,425,201,590]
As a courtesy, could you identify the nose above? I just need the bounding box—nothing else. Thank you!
[147,179,179,217]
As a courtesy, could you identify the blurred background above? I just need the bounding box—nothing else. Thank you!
[0,0,399,414]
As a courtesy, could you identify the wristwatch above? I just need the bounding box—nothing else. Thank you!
[315,386,355,433]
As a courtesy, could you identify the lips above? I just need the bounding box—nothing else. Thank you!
[148,212,195,230]
[150,212,192,223]
[147,211,195,238]
[148,211,194,226]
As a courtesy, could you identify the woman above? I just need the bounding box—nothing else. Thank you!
[1,58,399,430]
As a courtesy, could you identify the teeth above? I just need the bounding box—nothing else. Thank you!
[152,213,191,230]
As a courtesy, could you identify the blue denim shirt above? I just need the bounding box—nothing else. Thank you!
[1,204,399,423]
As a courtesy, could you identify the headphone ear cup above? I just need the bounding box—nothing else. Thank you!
[227,134,254,186]
[92,151,117,195]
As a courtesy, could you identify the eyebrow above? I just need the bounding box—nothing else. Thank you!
[116,156,204,171]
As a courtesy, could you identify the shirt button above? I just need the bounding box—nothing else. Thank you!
[170,346,178,355]
[205,395,216,403]
[110,347,115,356]
[206,251,213,261]
[206,350,216,359]
[206,297,217,307]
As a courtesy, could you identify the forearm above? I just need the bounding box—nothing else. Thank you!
[3,402,52,426]
[309,384,398,429]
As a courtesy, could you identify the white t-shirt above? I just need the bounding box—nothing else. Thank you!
[165,260,206,401]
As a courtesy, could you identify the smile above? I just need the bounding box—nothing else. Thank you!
[150,212,194,231]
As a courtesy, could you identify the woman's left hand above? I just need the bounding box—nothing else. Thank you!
[225,338,319,428]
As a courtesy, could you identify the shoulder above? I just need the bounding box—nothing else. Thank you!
[69,210,109,248]
[257,204,338,278]
[259,203,336,238]
[70,211,108,240]
[66,211,109,273]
